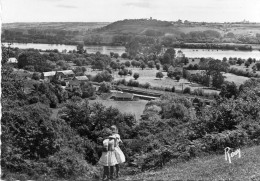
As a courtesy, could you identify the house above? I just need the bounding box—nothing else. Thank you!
[111,93,134,101]
[73,76,89,82]
[56,70,75,81]
[67,80,81,91]
[42,71,56,81]
[7,57,18,64]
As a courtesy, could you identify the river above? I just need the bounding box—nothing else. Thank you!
[3,42,260,60]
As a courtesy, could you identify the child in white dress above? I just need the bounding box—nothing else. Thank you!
[110,125,125,178]
[98,129,118,180]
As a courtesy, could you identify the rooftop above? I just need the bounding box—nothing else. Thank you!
[74,76,88,81]
[57,70,74,75]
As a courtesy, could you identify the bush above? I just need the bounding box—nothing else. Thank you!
[193,88,204,96]
[171,86,175,92]
[47,147,98,179]
[99,82,111,93]
[183,87,191,94]
[127,79,139,87]
[175,75,181,82]
[133,73,139,80]
[139,82,150,89]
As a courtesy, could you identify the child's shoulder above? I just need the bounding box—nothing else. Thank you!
[113,133,120,138]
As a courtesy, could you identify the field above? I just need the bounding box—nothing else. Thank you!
[123,146,260,181]
[88,99,148,120]
[223,73,250,86]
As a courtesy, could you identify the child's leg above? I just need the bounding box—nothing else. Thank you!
[115,164,119,177]
[109,166,114,179]
[103,166,109,180]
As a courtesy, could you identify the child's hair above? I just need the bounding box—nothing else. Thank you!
[110,125,118,134]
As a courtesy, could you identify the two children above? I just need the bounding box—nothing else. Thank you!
[98,126,125,180]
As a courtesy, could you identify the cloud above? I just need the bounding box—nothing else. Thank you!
[56,4,77,9]
[124,1,151,8]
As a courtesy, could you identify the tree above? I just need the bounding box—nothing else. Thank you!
[156,72,164,80]
[175,75,181,82]
[110,52,114,58]
[114,53,119,59]
[99,82,112,93]
[255,62,260,71]
[1,45,8,65]
[147,61,155,69]
[165,48,176,60]
[161,53,171,65]
[156,63,160,70]
[140,62,146,70]
[94,70,113,82]
[237,58,243,66]
[125,61,131,67]
[77,44,85,54]
[118,70,124,77]
[219,81,239,99]
[133,73,139,80]
[121,53,128,58]
[110,61,119,70]
[125,39,140,57]
[245,61,250,68]
[182,57,189,65]
[32,72,40,80]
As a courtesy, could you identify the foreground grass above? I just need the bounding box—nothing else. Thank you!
[122,146,260,181]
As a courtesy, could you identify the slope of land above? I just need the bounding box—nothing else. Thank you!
[2,19,260,45]
[2,22,110,31]
[122,146,260,181]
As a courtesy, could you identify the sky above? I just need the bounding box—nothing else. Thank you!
[1,0,260,23]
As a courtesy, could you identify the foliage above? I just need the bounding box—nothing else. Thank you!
[99,82,112,93]
[133,73,140,80]
[156,72,164,79]
[93,70,113,82]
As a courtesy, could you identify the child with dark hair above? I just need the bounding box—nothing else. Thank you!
[110,125,125,178]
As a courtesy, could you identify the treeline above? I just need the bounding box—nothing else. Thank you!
[2,29,82,45]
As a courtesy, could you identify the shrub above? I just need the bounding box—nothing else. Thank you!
[171,86,175,92]
[133,73,139,80]
[127,79,139,87]
[139,82,150,89]
[183,87,191,94]
[99,82,111,93]
[193,88,204,96]
[175,75,181,82]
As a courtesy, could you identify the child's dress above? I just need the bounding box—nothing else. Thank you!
[113,134,126,163]
[98,138,118,166]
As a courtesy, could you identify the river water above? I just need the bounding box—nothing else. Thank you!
[3,42,260,60]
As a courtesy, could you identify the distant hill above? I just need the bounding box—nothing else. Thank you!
[2,20,260,45]
[2,22,110,32]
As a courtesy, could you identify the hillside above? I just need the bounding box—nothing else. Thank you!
[95,19,260,43]
[2,22,110,31]
[122,146,260,181]
[2,19,260,45]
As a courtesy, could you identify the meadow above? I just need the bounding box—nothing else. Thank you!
[124,146,260,181]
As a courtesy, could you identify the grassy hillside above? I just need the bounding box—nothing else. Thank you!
[122,146,260,181]
[96,19,260,38]
[2,22,110,31]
